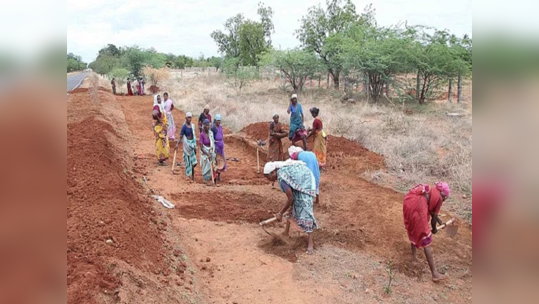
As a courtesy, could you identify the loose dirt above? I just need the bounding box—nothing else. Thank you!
[68,85,473,303]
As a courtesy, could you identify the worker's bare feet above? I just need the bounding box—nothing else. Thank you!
[306,247,315,255]
[432,272,448,282]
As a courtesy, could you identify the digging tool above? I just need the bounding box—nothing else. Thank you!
[259,216,287,243]
[255,140,266,174]
[209,156,216,185]
[171,150,178,174]
[436,218,458,237]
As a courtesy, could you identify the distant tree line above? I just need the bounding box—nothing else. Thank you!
[67,53,87,72]
[212,0,472,103]
[88,44,222,78]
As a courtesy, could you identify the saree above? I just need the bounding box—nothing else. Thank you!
[312,117,327,168]
[182,126,198,178]
[153,120,169,162]
[288,103,304,140]
[277,164,318,233]
[164,99,176,141]
[268,122,286,161]
[127,81,133,96]
[200,131,216,182]
[403,184,443,248]
[212,125,226,171]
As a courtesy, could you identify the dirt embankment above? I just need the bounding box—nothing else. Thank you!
[67,88,194,304]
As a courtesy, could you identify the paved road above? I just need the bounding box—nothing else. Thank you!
[67,72,89,92]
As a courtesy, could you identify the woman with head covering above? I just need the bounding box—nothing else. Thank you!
[264,160,318,254]
[199,119,217,186]
[163,92,176,142]
[268,114,287,162]
[289,146,320,205]
[153,94,168,126]
[403,182,450,282]
[287,94,307,150]
[211,114,226,181]
[175,112,198,181]
[198,105,212,130]
[152,106,169,166]
[127,78,134,96]
[307,107,327,169]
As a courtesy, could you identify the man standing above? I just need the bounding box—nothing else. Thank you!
[111,78,116,95]
[287,94,307,150]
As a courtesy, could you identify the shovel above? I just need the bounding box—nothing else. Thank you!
[436,218,458,237]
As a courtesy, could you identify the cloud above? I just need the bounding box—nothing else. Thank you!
[67,0,473,63]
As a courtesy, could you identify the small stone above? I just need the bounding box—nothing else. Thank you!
[185,286,191,291]
[176,280,184,286]
[201,266,207,270]
[106,239,114,245]
[206,257,211,262]
[173,250,181,257]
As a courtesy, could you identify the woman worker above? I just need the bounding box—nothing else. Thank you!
[163,92,176,142]
[211,114,226,181]
[287,94,307,150]
[268,114,287,162]
[403,182,450,282]
[289,146,320,205]
[307,107,327,169]
[264,161,318,254]
[152,104,169,166]
[175,112,198,181]
[199,119,217,186]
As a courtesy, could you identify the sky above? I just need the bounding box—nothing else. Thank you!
[66,0,474,64]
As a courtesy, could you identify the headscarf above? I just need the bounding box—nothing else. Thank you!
[273,113,279,119]
[215,114,222,121]
[288,146,304,160]
[153,94,165,114]
[435,182,451,198]
[203,119,210,125]
[263,159,306,175]
[204,104,210,110]
[291,94,297,99]
[186,112,193,118]
[152,109,159,120]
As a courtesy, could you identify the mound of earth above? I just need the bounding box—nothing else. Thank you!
[240,122,385,170]
[67,89,175,304]
[240,122,273,141]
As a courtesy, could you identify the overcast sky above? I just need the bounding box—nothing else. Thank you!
[66,0,474,63]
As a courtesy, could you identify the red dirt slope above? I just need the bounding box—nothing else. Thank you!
[67,89,168,304]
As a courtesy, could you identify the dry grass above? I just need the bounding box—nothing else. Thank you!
[160,73,473,222]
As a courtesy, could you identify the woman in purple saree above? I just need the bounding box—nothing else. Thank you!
[211,114,226,181]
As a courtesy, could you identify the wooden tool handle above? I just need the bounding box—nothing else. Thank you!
[171,150,178,174]
[436,218,455,230]
[259,217,277,226]
[257,147,260,174]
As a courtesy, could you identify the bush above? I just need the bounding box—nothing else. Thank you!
[142,66,170,87]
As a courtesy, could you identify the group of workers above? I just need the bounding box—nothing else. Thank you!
[152,94,225,186]
[151,92,450,282]
[110,77,146,96]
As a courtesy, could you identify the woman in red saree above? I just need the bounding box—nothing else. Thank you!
[127,78,133,96]
[403,182,450,282]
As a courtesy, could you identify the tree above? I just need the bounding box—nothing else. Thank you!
[211,14,244,58]
[109,68,129,91]
[89,54,119,75]
[67,53,87,72]
[261,49,320,92]
[411,29,459,104]
[211,2,273,66]
[296,0,372,89]
[221,57,258,92]
[341,24,415,102]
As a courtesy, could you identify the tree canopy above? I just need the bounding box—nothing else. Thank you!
[211,2,274,66]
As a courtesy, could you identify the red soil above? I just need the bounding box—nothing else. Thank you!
[148,85,160,94]
[67,90,171,304]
